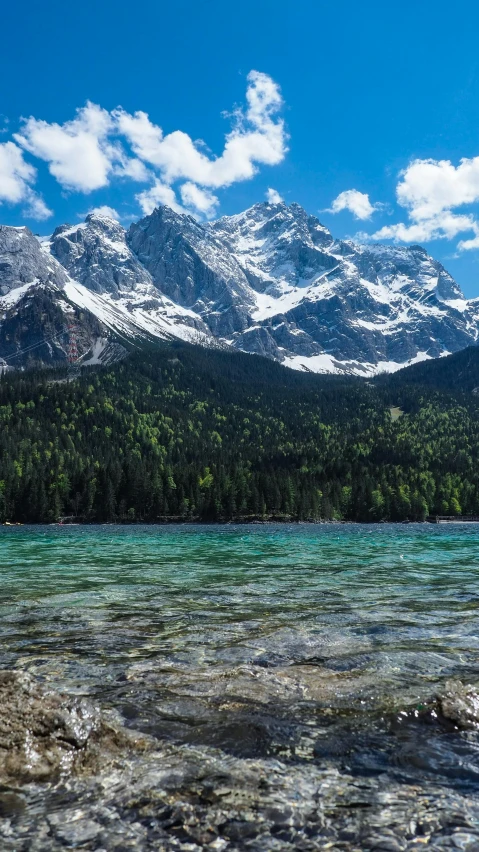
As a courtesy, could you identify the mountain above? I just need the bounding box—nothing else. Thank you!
[127,205,256,337]
[0,214,213,370]
[0,203,478,372]
[0,224,102,367]
[210,203,478,371]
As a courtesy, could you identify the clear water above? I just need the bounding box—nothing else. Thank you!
[2,523,479,849]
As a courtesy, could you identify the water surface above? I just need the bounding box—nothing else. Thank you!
[1,523,479,849]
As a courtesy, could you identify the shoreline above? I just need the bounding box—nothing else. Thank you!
[2,517,475,527]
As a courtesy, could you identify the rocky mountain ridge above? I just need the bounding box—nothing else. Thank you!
[0,201,477,373]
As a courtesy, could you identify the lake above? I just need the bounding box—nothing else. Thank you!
[1,523,479,850]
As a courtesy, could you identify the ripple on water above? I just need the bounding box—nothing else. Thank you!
[1,523,479,849]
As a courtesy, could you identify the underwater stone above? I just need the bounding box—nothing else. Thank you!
[0,670,147,783]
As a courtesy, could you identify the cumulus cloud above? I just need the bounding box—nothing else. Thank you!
[14,102,146,193]
[0,141,51,219]
[266,187,283,203]
[0,142,36,203]
[370,157,479,250]
[396,157,479,220]
[372,212,479,243]
[84,205,121,221]
[4,72,286,221]
[23,191,52,220]
[15,103,113,192]
[116,154,149,183]
[114,70,287,189]
[136,180,186,216]
[137,181,219,220]
[328,189,379,220]
[179,183,219,218]
[457,232,479,250]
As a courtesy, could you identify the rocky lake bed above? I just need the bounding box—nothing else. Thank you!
[2,523,479,850]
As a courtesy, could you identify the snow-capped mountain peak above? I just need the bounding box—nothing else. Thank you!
[0,202,478,374]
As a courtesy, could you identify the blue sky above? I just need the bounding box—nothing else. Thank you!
[2,0,479,294]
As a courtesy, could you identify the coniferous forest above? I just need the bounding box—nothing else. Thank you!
[1,341,479,524]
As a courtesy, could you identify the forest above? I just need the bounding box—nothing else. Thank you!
[0,341,478,524]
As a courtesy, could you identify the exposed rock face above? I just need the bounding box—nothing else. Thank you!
[0,285,103,366]
[1,202,479,373]
[50,213,156,298]
[0,671,144,783]
[0,228,103,366]
[127,201,479,371]
[210,201,337,293]
[209,203,479,370]
[127,205,256,336]
[0,226,67,296]
[0,216,210,367]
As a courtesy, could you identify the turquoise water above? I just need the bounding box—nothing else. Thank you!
[1,523,479,696]
[2,523,479,849]
[2,522,479,710]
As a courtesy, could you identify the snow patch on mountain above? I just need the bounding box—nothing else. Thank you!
[0,280,40,309]
[283,349,438,376]
[63,279,207,345]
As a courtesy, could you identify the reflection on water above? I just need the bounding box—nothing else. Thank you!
[1,523,479,849]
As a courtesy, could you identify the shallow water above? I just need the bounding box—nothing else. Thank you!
[2,523,479,850]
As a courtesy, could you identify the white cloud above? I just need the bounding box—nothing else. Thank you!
[266,187,283,203]
[369,156,479,250]
[136,180,186,216]
[328,189,378,220]
[14,102,142,193]
[458,232,479,250]
[0,141,36,203]
[138,181,218,220]
[114,70,287,190]
[85,205,121,221]
[113,109,164,169]
[372,212,479,244]
[15,103,113,192]
[3,72,286,221]
[396,157,479,220]
[114,153,149,182]
[23,190,52,220]
[0,141,51,219]
[179,183,218,218]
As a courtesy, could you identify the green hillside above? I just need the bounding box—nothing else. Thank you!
[1,342,478,524]
[381,345,479,394]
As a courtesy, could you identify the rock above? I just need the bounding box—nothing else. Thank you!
[127,205,257,337]
[50,214,156,298]
[0,226,67,297]
[0,670,147,783]
[0,284,104,367]
[438,680,479,729]
[48,812,102,846]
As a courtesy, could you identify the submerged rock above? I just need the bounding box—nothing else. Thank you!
[438,680,479,729]
[2,670,479,849]
[0,670,147,783]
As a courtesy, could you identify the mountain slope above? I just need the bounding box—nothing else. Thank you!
[127,205,257,336]
[0,216,214,368]
[1,340,478,523]
[0,203,478,373]
[381,344,479,394]
[210,203,479,371]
